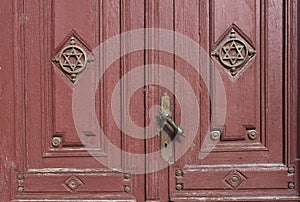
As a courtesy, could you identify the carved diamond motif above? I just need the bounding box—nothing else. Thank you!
[64,176,84,192]
[212,25,256,79]
[224,170,247,189]
[52,31,93,83]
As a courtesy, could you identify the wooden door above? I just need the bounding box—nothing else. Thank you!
[0,0,146,201]
[168,0,300,199]
[1,0,299,202]
[144,0,300,201]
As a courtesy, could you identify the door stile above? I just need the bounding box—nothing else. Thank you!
[145,0,175,201]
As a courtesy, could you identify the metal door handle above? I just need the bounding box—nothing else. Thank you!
[159,93,185,162]
[159,108,185,137]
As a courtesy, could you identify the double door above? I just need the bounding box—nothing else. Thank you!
[0,0,299,201]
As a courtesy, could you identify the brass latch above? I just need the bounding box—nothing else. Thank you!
[159,111,185,137]
[159,93,185,163]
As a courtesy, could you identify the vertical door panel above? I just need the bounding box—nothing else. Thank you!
[11,0,144,201]
[143,0,299,201]
[145,0,175,201]
[0,1,14,201]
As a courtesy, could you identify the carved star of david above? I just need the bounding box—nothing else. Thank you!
[52,36,88,83]
[211,28,256,79]
[62,47,84,71]
[222,41,245,65]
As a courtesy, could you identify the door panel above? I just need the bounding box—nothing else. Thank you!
[144,0,299,201]
[168,0,298,201]
[9,0,144,201]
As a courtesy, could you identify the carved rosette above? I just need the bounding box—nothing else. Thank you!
[52,32,93,83]
[212,26,256,78]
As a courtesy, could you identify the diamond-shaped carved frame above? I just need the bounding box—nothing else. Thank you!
[52,31,93,83]
[64,176,84,192]
[224,170,247,189]
[212,25,256,78]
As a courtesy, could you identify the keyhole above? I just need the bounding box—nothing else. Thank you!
[165,142,168,148]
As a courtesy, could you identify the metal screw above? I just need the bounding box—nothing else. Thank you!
[52,137,62,147]
[247,130,257,140]
[124,173,130,180]
[68,181,77,189]
[17,174,24,180]
[210,131,220,141]
[230,175,240,184]
[288,182,295,189]
[17,186,24,193]
[288,166,295,174]
[175,169,183,177]
[124,185,131,193]
[175,184,183,191]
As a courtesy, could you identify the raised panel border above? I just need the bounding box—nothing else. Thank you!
[42,0,106,158]
[208,0,280,156]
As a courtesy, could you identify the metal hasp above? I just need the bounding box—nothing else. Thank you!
[159,93,185,163]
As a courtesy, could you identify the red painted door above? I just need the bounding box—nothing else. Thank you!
[1,0,146,201]
[0,0,299,202]
[144,0,300,201]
